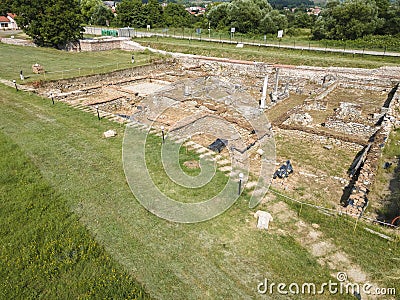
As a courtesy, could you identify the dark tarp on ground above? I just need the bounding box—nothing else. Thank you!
[273,160,293,179]
[208,138,228,153]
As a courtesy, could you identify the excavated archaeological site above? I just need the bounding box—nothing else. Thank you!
[33,57,400,223]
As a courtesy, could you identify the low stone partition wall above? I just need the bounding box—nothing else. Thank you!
[34,62,170,94]
[1,38,35,47]
[343,83,400,217]
[324,120,376,137]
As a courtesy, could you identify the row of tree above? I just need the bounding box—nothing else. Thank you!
[312,0,400,40]
[111,0,400,40]
[115,0,192,28]
[205,0,400,39]
[2,0,400,49]
[207,0,287,34]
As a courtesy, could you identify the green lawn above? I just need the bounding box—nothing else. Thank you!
[281,196,400,294]
[134,37,400,69]
[0,126,147,299]
[0,43,160,83]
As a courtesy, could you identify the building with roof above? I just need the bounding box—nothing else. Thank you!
[0,13,18,30]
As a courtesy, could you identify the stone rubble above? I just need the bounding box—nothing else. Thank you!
[342,83,399,217]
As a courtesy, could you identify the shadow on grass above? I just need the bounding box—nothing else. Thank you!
[376,156,400,225]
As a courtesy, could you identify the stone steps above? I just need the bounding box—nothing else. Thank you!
[64,101,262,197]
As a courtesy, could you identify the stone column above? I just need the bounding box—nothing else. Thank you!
[270,68,279,102]
[274,68,279,94]
[260,75,268,109]
[184,85,190,96]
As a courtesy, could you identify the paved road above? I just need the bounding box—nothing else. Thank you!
[84,26,400,58]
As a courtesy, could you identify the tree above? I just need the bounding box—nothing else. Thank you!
[253,0,273,15]
[0,0,12,15]
[116,0,146,28]
[268,0,313,9]
[144,0,164,28]
[376,0,400,35]
[228,0,262,33]
[91,4,114,26]
[163,3,191,28]
[293,11,315,28]
[312,0,383,40]
[13,0,83,49]
[259,10,287,34]
[80,0,103,24]
[206,0,286,34]
[207,3,230,30]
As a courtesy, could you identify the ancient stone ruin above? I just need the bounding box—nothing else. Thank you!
[32,57,400,220]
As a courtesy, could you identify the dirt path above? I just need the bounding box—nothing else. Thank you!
[267,199,386,299]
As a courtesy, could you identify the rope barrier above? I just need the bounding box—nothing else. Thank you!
[269,189,399,230]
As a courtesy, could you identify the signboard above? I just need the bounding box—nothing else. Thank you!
[147,25,151,30]
[231,27,236,33]
[277,30,283,38]
[196,28,202,34]
[101,29,118,37]
[236,43,244,48]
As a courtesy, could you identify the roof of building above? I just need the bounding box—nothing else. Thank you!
[0,13,17,23]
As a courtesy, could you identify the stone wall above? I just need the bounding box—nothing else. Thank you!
[275,128,362,152]
[79,37,130,52]
[1,38,35,47]
[343,83,400,217]
[324,120,376,137]
[35,61,172,94]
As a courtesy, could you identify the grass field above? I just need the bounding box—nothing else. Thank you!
[1,43,399,298]
[134,37,400,69]
[0,43,161,83]
[0,125,147,299]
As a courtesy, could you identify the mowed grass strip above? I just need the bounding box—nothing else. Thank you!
[136,37,400,69]
[279,195,400,293]
[0,131,148,299]
[0,84,346,299]
[0,43,159,83]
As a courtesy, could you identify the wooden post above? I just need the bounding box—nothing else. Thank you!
[299,202,303,216]
[353,217,359,233]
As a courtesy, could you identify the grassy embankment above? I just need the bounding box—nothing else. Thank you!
[0,119,148,299]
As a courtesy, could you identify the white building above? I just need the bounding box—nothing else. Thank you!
[0,13,18,30]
